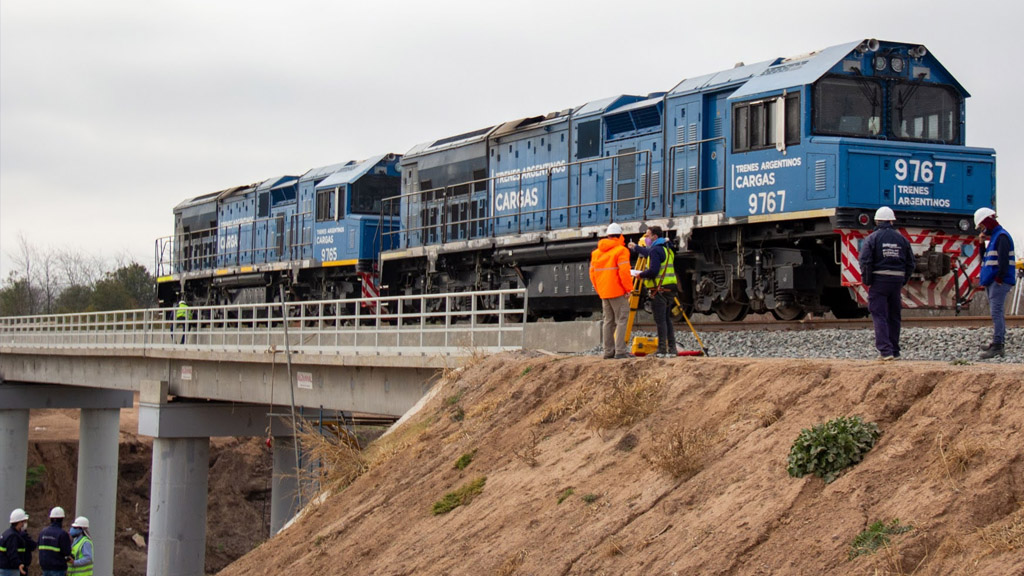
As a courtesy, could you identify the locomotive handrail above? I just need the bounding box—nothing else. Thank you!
[379,149,653,251]
[155,211,315,276]
[667,135,726,217]
[0,288,528,355]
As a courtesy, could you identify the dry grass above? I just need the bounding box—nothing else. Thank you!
[538,384,594,424]
[293,412,432,498]
[495,550,527,576]
[644,424,717,479]
[934,432,986,490]
[294,420,370,494]
[742,402,782,428]
[977,506,1024,554]
[589,374,666,431]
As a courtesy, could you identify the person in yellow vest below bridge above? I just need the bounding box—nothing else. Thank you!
[628,226,679,358]
[67,517,92,576]
[589,222,635,359]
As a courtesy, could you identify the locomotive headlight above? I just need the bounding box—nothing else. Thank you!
[873,56,887,71]
[890,57,905,73]
[858,213,871,226]
[958,219,971,232]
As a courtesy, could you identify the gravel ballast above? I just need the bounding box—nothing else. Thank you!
[591,326,1024,363]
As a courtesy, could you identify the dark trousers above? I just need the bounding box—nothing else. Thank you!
[867,278,904,357]
[651,290,677,354]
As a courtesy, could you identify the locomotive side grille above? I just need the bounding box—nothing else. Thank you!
[713,117,723,138]
[688,166,698,192]
[688,123,698,151]
[675,169,686,192]
[604,179,613,202]
[652,171,660,197]
[676,125,686,146]
[815,159,827,191]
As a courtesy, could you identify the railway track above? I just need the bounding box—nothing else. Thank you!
[634,315,1024,333]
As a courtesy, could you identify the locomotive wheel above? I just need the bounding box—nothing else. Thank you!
[715,302,749,322]
[770,304,806,321]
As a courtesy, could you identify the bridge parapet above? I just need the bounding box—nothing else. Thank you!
[0,288,527,356]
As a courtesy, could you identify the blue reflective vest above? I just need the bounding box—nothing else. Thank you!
[980,226,1016,287]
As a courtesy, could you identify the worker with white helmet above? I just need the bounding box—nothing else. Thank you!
[38,506,72,576]
[67,517,92,576]
[1,508,37,576]
[589,222,635,359]
[858,207,916,361]
[974,207,1016,359]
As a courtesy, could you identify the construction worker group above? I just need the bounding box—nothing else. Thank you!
[2,507,93,576]
[591,212,1014,361]
[590,223,704,359]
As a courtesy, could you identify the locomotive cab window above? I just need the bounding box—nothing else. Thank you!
[890,82,959,143]
[813,76,882,137]
[732,93,800,153]
[315,187,339,222]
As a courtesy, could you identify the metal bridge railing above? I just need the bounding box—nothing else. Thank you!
[0,289,528,356]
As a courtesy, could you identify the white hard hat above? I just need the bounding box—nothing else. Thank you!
[50,506,65,519]
[874,206,896,221]
[10,508,29,523]
[974,207,996,228]
[72,516,89,529]
[605,222,623,236]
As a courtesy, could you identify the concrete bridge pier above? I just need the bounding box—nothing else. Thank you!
[270,436,300,535]
[139,380,296,576]
[0,408,29,520]
[0,383,133,576]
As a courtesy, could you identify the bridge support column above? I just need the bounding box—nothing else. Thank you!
[270,436,300,535]
[0,409,29,519]
[146,436,210,576]
[0,383,131,575]
[139,380,296,575]
[77,408,122,576]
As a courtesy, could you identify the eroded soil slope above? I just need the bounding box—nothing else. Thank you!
[219,354,1024,576]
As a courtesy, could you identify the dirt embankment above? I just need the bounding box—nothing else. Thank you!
[24,407,272,576]
[218,353,1024,576]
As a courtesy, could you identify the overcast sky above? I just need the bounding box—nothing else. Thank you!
[2,0,1022,279]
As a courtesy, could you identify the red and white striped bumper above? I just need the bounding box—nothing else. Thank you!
[838,228,980,309]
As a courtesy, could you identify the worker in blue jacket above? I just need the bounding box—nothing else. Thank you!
[974,207,1016,359]
[38,507,72,576]
[859,207,916,361]
[628,225,679,358]
[1,508,37,576]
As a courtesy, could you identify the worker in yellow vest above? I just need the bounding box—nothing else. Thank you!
[628,226,679,358]
[67,517,91,576]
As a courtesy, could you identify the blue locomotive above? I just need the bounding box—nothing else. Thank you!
[157,39,994,322]
[156,154,400,305]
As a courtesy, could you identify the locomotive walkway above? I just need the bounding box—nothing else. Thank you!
[0,289,552,576]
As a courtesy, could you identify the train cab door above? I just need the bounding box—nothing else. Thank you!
[701,92,729,214]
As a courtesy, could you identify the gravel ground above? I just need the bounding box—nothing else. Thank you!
[588,326,1024,363]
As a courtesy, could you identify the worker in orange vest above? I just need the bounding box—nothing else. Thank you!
[589,223,634,359]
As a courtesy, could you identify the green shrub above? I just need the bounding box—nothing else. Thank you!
[432,476,487,515]
[787,416,880,484]
[849,519,913,559]
[557,488,575,504]
[26,465,46,488]
[454,450,475,470]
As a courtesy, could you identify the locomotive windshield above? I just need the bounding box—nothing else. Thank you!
[813,75,960,144]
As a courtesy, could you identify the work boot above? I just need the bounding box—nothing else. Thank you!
[979,343,1005,359]
[980,342,998,352]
